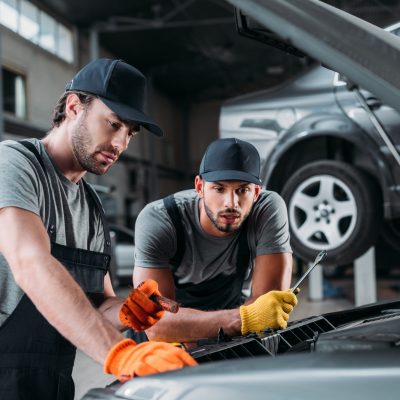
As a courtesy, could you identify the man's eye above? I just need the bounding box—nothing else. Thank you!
[238,188,250,194]
[215,187,224,193]
[108,120,120,130]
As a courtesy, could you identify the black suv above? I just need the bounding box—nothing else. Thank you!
[220,23,400,267]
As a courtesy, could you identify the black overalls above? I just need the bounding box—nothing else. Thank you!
[0,141,112,400]
[163,195,250,311]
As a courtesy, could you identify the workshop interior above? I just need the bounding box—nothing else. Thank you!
[1,0,400,399]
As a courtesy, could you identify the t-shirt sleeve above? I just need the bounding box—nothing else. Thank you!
[252,191,292,255]
[0,144,41,216]
[134,202,176,268]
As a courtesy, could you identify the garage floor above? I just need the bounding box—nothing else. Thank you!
[73,271,400,399]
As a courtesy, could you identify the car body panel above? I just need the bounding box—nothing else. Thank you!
[109,352,400,400]
[261,111,396,206]
[82,301,400,399]
[220,67,337,167]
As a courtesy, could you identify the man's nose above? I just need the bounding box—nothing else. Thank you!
[224,191,239,209]
[111,129,129,152]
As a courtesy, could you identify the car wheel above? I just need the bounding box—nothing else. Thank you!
[281,160,382,266]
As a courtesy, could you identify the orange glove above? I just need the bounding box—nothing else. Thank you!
[104,339,198,381]
[119,279,165,331]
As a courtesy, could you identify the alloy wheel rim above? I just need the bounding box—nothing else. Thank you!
[289,174,357,250]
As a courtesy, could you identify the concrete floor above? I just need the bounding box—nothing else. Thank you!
[73,272,400,399]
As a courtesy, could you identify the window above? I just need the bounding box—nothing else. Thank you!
[39,11,56,52]
[57,23,74,63]
[2,68,27,119]
[0,0,74,63]
[19,0,39,42]
[0,0,18,31]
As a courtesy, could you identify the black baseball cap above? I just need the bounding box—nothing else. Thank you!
[199,138,262,184]
[65,58,163,136]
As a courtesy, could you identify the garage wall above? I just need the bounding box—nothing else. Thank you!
[1,23,224,228]
[1,26,76,131]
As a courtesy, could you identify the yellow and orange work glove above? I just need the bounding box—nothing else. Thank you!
[240,290,298,334]
[119,279,165,331]
[104,339,198,382]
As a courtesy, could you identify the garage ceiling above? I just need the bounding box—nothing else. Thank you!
[34,0,400,102]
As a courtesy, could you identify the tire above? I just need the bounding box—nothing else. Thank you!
[379,218,400,253]
[281,160,382,266]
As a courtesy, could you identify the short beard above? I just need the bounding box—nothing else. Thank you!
[71,112,114,175]
[203,199,248,233]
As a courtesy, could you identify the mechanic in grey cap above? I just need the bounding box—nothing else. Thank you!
[133,138,298,343]
[0,59,196,400]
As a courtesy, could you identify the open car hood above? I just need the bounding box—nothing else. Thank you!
[225,0,400,113]
[83,301,400,399]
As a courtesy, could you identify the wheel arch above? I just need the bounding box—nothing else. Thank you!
[263,131,390,215]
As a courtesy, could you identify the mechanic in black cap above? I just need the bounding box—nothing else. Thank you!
[0,58,196,400]
[133,138,298,343]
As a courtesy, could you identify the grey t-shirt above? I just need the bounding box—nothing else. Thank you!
[0,139,104,327]
[134,189,291,285]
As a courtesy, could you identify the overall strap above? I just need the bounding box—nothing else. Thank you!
[236,219,251,279]
[19,140,46,170]
[81,180,112,256]
[163,194,251,276]
[163,195,185,270]
[18,140,57,241]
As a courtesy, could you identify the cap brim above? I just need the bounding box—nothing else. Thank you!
[201,170,262,185]
[100,96,163,137]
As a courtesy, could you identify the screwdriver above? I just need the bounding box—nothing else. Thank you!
[137,281,180,313]
[291,249,328,293]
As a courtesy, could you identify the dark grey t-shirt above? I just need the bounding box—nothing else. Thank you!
[0,139,104,327]
[134,189,291,286]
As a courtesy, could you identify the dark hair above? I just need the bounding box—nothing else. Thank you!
[51,91,96,128]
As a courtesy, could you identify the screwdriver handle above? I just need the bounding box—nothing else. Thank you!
[150,294,180,313]
[137,280,180,313]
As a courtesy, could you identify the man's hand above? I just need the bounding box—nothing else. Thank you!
[119,279,165,331]
[240,290,298,334]
[104,339,198,381]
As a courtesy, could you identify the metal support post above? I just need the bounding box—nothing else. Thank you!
[308,263,324,301]
[354,246,377,306]
[89,27,99,61]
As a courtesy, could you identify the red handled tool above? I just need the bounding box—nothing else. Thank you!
[150,294,180,314]
[137,280,180,313]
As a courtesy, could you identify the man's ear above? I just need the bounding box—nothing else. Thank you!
[194,175,204,198]
[65,93,83,120]
[254,184,261,202]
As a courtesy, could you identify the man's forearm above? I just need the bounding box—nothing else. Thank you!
[145,307,242,342]
[98,296,126,331]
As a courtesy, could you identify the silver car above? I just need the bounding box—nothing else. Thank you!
[109,224,135,287]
